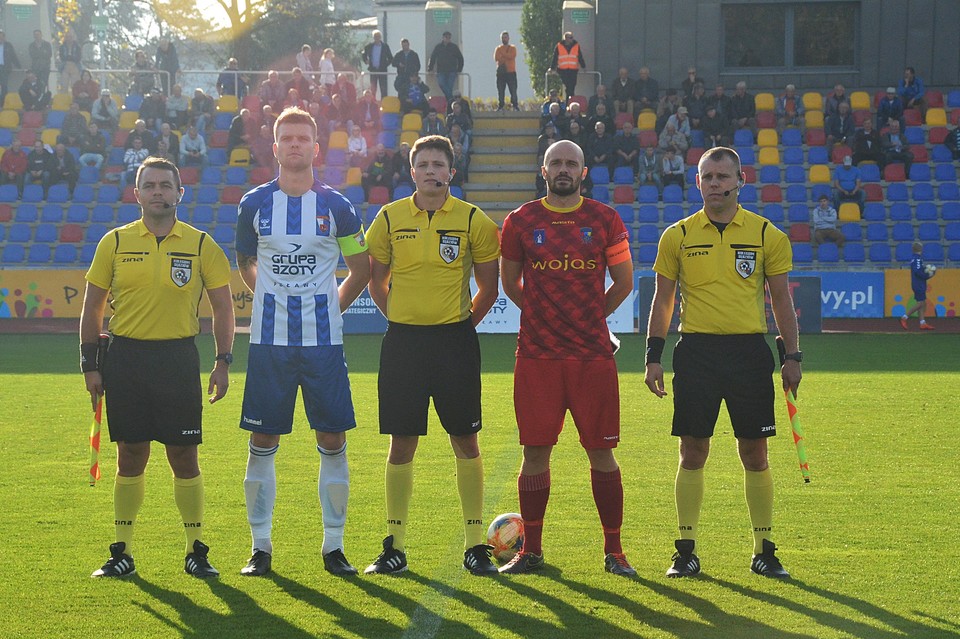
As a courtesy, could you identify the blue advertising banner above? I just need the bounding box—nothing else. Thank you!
[814,271,886,318]
[342,289,388,334]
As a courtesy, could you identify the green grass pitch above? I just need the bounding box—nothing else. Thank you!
[1,332,958,638]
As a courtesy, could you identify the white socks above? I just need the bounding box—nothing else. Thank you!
[318,443,349,555]
[244,442,278,554]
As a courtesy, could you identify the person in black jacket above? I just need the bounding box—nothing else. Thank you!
[391,38,420,95]
[427,32,463,103]
[362,30,393,99]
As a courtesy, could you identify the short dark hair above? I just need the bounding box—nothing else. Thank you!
[411,135,454,168]
[698,146,742,176]
[136,156,181,191]
[274,106,317,141]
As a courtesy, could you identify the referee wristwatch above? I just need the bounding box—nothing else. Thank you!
[215,353,234,366]
[783,351,803,363]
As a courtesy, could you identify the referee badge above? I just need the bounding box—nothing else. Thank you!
[171,258,192,287]
[439,235,461,263]
[735,250,757,279]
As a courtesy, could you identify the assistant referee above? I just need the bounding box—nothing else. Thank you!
[644,146,801,580]
[363,135,501,576]
[80,157,235,579]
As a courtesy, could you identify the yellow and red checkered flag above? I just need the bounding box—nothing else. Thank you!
[89,396,102,486]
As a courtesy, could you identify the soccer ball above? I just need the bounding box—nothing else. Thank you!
[924,264,937,277]
[486,513,524,564]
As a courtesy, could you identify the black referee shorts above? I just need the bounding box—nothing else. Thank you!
[671,333,776,440]
[102,335,203,445]
[377,319,482,437]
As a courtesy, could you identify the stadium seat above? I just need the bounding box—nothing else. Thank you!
[632,184,654,203]
[811,184,832,201]
[758,148,779,165]
[214,205,235,224]
[7,222,31,242]
[401,113,422,131]
[852,109,871,126]
[612,166,633,185]
[801,92,823,112]
[737,185,756,203]
[206,130,228,148]
[14,204,38,223]
[737,147,756,165]
[843,243,865,263]
[863,183,883,202]
[124,94,144,111]
[913,202,937,222]
[838,203,861,222]
[928,126,948,145]
[781,128,802,146]
[222,186,244,204]
[251,166,274,184]
[117,204,139,224]
[904,127,925,145]
[894,242,915,261]
[345,167,362,186]
[758,166,779,184]
[792,243,813,264]
[939,183,960,201]
[804,111,824,129]
[34,224,57,243]
[590,166,610,184]
[859,164,881,182]
[225,166,247,185]
[78,166,100,184]
[886,183,908,202]
[46,110,66,128]
[636,244,658,265]
[193,186,216,204]
[926,90,944,108]
[686,186,703,204]
[328,131,349,150]
[636,112,656,130]
[841,222,862,242]
[662,205,683,223]
[733,129,753,146]
[755,111,776,129]
[1,243,25,263]
[868,243,891,263]
[945,222,960,241]
[783,165,805,183]
[786,204,808,223]
[613,185,635,204]
[399,131,419,147]
[762,204,785,223]
[636,225,660,243]
[918,222,940,242]
[0,109,19,128]
[393,184,413,199]
[53,244,78,264]
[216,95,239,113]
[118,111,140,130]
[591,186,609,203]
[757,129,778,147]
[89,204,114,223]
[785,185,806,203]
[428,95,447,114]
[40,128,61,147]
[950,243,960,261]
[192,205,214,224]
[809,165,831,184]
[741,166,756,184]
[760,185,782,203]
[866,222,888,242]
[343,185,365,206]
[637,130,658,147]
[817,243,839,263]
[903,109,922,126]
[804,129,826,146]
[380,112,401,130]
[913,183,934,202]
[891,222,914,242]
[755,93,775,111]
[883,164,906,182]
[926,108,947,127]
[207,148,227,166]
[22,184,43,202]
[807,146,828,165]
[686,147,704,165]
[887,203,911,221]
[212,226,235,246]
[849,91,871,110]
[2,93,23,110]
[932,145,954,162]
[637,205,658,223]
[922,243,944,262]
[79,243,98,265]
[381,96,401,113]
[85,224,109,243]
[47,184,70,203]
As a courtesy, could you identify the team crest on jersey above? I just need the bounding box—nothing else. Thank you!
[316,214,330,236]
[735,250,757,279]
[439,235,460,263]
[534,229,545,245]
[581,227,593,244]
[171,258,192,287]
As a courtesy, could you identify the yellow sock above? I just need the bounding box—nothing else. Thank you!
[744,468,774,554]
[114,474,145,555]
[385,461,413,551]
[675,467,704,541]
[456,456,485,549]
[174,474,204,555]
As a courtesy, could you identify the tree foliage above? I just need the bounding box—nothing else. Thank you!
[520,0,562,98]
[246,0,361,72]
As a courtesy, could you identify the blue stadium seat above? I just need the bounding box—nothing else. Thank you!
[637,204,658,222]
[214,113,234,130]
[46,111,65,128]
[189,205,212,224]
[97,184,120,203]
[117,204,139,224]
[948,90,960,108]
[90,204,114,223]
[212,225,235,246]
[763,204,785,223]
[0,129,12,147]
[886,184,908,202]
[733,129,753,146]
[686,166,698,184]
[784,166,805,183]
[759,166,780,184]
[781,128,802,146]
[922,242,944,262]
[200,167,221,184]
[687,204,702,217]
[944,203,960,221]
[208,149,227,166]
[932,145,953,162]
[915,202,938,221]
[2,244,25,263]
[662,185,683,203]
[325,149,346,166]
[843,243,865,263]
[785,185,807,203]
[85,224,109,243]
[591,186,609,203]
[817,243,839,263]
[107,148,125,165]
[179,185,194,204]
[950,243,960,261]
[612,166,633,185]
[40,204,62,223]
[945,222,960,241]
[735,185,755,203]
[636,225,660,243]
[22,184,43,202]
[894,242,915,261]
[225,167,247,185]
[66,204,89,223]
[343,185,365,205]
[377,131,398,148]
[8,223,31,242]
[859,164,881,182]
[79,243,98,265]
[0,184,18,201]
[889,203,911,221]
[34,224,57,242]
[841,222,862,242]
[868,243,891,263]
[589,166,610,184]
[866,223,888,241]
[393,184,413,199]
[615,204,635,224]
[811,183,832,202]
[909,165,931,182]
[792,243,813,264]
[904,126,925,145]
[939,183,960,200]
[47,184,70,202]
[322,167,345,185]
[636,244,658,265]
[682,186,701,204]
[27,243,51,264]
[216,205,236,223]
[450,186,465,199]
[662,204,684,223]
[14,204,38,223]
[690,130,705,147]
[196,186,218,204]
[742,203,760,215]
[53,244,78,264]
[861,202,885,221]
[78,166,99,184]
[737,147,756,165]
[918,222,940,241]
[72,184,94,203]
[935,163,957,182]
[787,204,808,223]
[123,94,143,111]
[782,148,804,165]
[192,222,210,234]
[891,223,914,242]
[806,147,828,164]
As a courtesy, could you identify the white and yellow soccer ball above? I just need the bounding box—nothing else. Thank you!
[486,513,524,564]
[924,264,937,277]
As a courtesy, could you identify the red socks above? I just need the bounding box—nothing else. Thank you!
[518,470,550,555]
[591,468,624,554]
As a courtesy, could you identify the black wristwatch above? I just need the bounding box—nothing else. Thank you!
[215,353,234,366]
[783,351,803,363]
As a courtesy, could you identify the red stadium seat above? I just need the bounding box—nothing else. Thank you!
[614,112,632,129]
[686,147,705,165]
[122,186,138,203]
[761,185,782,202]
[60,223,83,242]
[568,95,588,112]
[756,112,776,129]
[926,89,944,108]
[873,91,886,108]
[428,95,447,114]
[179,167,199,185]
[863,183,883,201]
[209,130,229,148]
[251,166,275,184]
[368,185,390,205]
[910,144,928,163]
[883,164,906,182]
[112,129,129,147]
[612,185,635,204]
[637,130,657,147]
[929,127,948,145]
[805,129,825,146]
[903,109,921,126]
[853,109,871,126]
[222,185,244,204]
[241,95,262,112]
[17,127,38,145]
[22,111,43,128]
[742,165,756,183]
[952,109,960,126]
[0,203,10,222]
[789,224,810,242]
[831,144,852,164]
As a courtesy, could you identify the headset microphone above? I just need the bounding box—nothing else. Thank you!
[162,199,181,209]
[723,178,745,197]
[434,180,448,187]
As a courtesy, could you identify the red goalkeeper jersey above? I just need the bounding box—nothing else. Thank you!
[501,197,631,360]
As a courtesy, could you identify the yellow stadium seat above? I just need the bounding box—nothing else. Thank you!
[217,95,239,113]
[636,112,657,130]
[809,165,831,184]
[41,129,60,146]
[400,130,420,147]
[758,147,780,166]
[51,93,73,111]
[802,92,823,112]
[755,93,775,111]
[229,148,251,166]
[838,203,861,222]
[3,93,23,110]
[401,113,422,132]
[850,91,871,111]
[328,130,348,149]
[0,109,19,128]
[345,167,363,186]
[81,111,91,124]
[926,108,947,127]
[118,111,140,129]
[804,111,824,129]
[381,96,401,113]
[757,129,778,147]
[112,95,123,110]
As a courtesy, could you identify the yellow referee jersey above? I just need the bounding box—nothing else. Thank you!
[365,194,500,325]
[86,219,232,340]
[653,206,792,334]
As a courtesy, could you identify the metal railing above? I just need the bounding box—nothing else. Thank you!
[360,70,472,99]
[83,68,171,100]
[543,70,603,97]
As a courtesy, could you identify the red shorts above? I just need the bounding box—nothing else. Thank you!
[513,357,620,449]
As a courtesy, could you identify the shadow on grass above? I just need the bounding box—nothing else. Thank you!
[706,575,960,639]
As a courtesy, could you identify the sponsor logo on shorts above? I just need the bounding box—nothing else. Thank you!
[760,424,775,432]
[603,435,619,441]
[243,416,263,426]
[181,429,201,435]
[470,419,481,430]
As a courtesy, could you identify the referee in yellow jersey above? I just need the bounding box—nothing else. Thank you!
[363,135,501,576]
[644,147,801,580]
[80,157,235,579]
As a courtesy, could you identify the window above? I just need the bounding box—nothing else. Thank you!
[723,2,858,70]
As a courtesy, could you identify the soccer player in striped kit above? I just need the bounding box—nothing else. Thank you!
[235,107,370,577]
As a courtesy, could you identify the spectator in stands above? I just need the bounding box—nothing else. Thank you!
[261,104,277,130]
[684,82,708,129]
[296,45,316,80]
[428,31,464,103]
[286,67,313,103]
[541,88,565,116]
[852,118,885,168]
[826,101,855,148]
[447,122,469,157]
[91,89,119,131]
[729,81,757,138]
[666,106,691,142]
[334,73,357,109]
[881,119,913,176]
[326,93,349,132]
[155,37,180,95]
[897,66,926,116]
[126,119,157,154]
[448,90,472,119]
[284,88,307,111]
[565,101,587,132]
[191,87,216,134]
[48,143,78,194]
[656,89,682,134]
[588,84,614,118]
[26,140,50,191]
[833,155,865,213]
[701,104,729,149]
[227,108,250,157]
[362,143,391,197]
[634,67,659,114]
[57,29,81,93]
[156,122,180,165]
[119,137,149,190]
[588,102,614,138]
[217,58,247,99]
[811,195,844,248]
[392,39,420,95]
[611,67,635,116]
[587,121,614,171]
[537,122,560,165]
[355,89,380,134]
[259,70,285,111]
[59,102,88,146]
[944,125,960,160]
[0,138,28,195]
[139,87,166,134]
[130,49,156,96]
[452,141,469,184]
[318,49,337,95]
[565,119,585,150]
[539,101,567,135]
[661,145,684,189]
[19,70,51,111]
[614,120,640,175]
[658,120,689,155]
[401,73,430,114]
[876,87,904,131]
[391,141,413,190]
[250,124,275,168]
[707,84,732,122]
[28,30,52,88]
[79,122,107,170]
[638,145,661,192]
[681,67,702,101]
[446,100,473,148]
[73,69,100,111]
[165,84,189,130]
[823,84,848,118]
[362,30,393,99]
[775,84,804,131]
[0,30,20,107]
[155,139,177,163]
[422,109,444,135]
[180,125,208,168]
[347,124,368,167]
[495,31,519,112]
[551,31,585,99]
